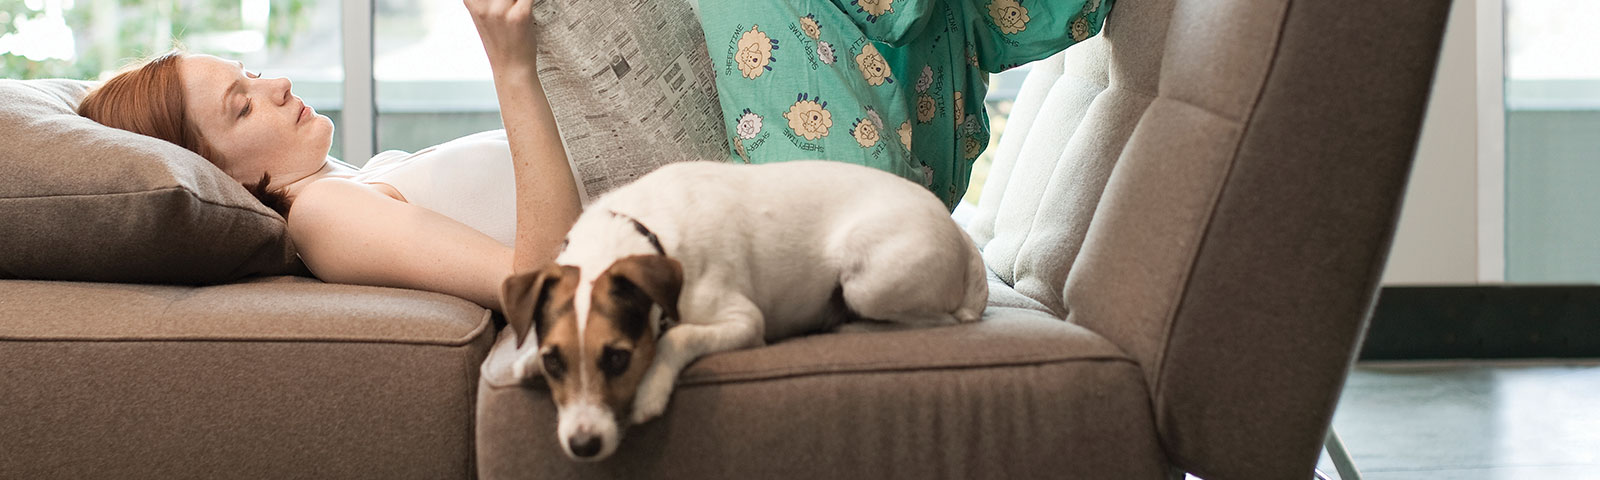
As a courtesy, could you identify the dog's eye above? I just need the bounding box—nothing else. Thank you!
[542,350,566,381]
[599,347,631,377]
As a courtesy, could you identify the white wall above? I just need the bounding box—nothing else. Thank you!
[1381,0,1482,285]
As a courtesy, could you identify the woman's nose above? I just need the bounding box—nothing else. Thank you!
[269,77,293,103]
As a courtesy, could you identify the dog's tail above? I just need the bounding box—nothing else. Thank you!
[953,234,988,323]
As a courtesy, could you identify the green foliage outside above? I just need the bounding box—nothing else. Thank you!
[0,0,308,80]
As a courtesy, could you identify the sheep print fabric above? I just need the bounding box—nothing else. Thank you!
[695,0,1113,209]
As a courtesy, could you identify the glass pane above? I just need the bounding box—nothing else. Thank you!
[1504,0,1600,282]
[0,0,344,158]
[372,0,500,165]
[964,65,1032,206]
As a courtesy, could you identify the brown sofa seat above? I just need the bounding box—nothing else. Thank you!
[477,283,1169,479]
[0,276,495,479]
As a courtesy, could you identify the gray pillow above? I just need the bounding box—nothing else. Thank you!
[0,78,306,284]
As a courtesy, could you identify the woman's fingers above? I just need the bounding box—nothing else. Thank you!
[467,0,540,73]
[464,0,511,17]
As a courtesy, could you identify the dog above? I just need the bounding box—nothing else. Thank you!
[498,160,988,461]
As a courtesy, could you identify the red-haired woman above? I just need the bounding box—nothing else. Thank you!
[78,0,574,309]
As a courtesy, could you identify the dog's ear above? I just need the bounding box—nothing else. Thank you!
[499,264,564,348]
[604,255,684,337]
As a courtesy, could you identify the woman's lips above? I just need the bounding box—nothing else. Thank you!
[298,105,310,123]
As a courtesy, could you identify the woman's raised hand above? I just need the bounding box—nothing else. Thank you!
[465,0,540,77]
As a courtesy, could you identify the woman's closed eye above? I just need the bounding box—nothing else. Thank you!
[238,70,262,118]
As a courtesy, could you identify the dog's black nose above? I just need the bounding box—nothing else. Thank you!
[568,434,602,458]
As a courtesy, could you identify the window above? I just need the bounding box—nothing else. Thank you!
[372,0,500,161]
[963,66,1032,207]
[1503,0,1600,282]
[0,0,346,158]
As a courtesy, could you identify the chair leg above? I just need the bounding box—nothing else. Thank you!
[1324,428,1361,480]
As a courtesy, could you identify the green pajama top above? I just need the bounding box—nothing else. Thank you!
[696,0,1113,209]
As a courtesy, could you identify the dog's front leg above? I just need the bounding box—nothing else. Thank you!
[630,303,764,425]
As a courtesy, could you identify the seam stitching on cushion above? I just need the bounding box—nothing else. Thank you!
[454,308,495,345]
[481,353,1141,390]
[462,325,488,479]
[677,355,1140,387]
[1148,0,1295,466]
[2,311,491,348]
[0,337,482,346]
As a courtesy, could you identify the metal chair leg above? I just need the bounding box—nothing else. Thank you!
[1323,428,1361,480]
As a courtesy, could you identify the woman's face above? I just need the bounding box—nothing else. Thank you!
[179,54,334,187]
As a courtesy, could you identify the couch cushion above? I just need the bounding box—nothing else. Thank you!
[476,287,1170,479]
[0,277,494,479]
[0,79,304,284]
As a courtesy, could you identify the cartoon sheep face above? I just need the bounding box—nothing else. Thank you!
[784,93,833,141]
[818,41,837,64]
[854,0,894,19]
[736,109,763,140]
[1071,16,1091,42]
[988,0,1030,35]
[856,43,893,86]
[916,94,937,124]
[851,118,880,148]
[736,26,778,79]
[799,14,822,40]
[963,135,983,159]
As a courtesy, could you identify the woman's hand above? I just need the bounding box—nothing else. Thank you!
[464,0,580,273]
[465,0,540,77]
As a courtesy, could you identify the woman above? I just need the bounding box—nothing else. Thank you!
[77,0,574,310]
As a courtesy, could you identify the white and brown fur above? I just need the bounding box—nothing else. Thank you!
[499,160,988,461]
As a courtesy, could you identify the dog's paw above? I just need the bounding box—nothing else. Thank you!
[629,374,675,425]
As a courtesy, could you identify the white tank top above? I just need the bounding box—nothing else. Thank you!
[350,130,584,248]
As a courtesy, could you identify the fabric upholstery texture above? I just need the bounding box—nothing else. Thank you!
[0,79,304,284]
[966,0,1452,477]
[477,295,1171,479]
[0,276,495,479]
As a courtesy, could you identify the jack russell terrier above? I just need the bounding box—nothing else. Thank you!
[498,160,988,461]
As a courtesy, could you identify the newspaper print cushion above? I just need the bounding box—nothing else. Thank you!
[528,0,730,200]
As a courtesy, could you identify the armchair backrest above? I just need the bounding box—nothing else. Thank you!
[966,0,1454,477]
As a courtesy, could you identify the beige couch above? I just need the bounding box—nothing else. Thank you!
[1,0,1452,478]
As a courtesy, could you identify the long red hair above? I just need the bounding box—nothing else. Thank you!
[78,50,292,216]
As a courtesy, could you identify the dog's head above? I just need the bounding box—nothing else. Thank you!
[499,255,683,461]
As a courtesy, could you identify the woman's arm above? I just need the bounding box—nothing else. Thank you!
[287,178,513,309]
[467,0,581,273]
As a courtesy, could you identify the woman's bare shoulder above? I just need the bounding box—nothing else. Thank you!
[286,178,394,235]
